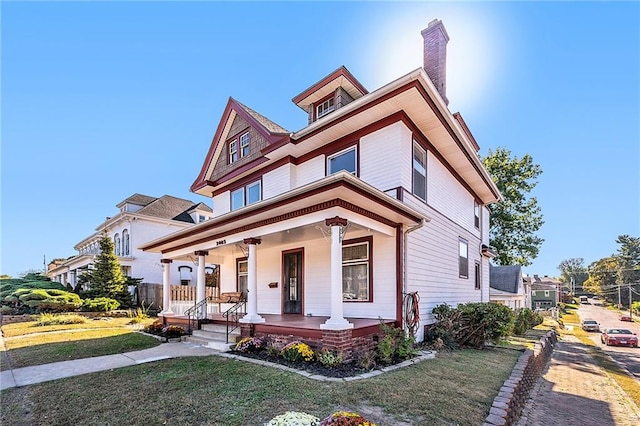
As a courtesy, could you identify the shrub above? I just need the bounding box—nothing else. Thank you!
[234,336,265,353]
[162,325,185,338]
[316,349,344,368]
[145,319,164,334]
[17,288,83,312]
[354,350,377,371]
[35,313,87,326]
[280,341,314,363]
[319,411,376,426]
[376,321,417,365]
[81,297,120,312]
[265,341,282,357]
[267,411,320,426]
[513,308,544,336]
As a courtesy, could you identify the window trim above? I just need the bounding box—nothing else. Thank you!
[327,145,358,176]
[114,233,121,256]
[474,261,481,290]
[240,131,250,157]
[236,257,248,294]
[230,179,262,211]
[474,201,480,229]
[178,265,193,286]
[412,140,427,202]
[122,229,130,256]
[228,129,250,164]
[229,140,238,164]
[458,237,469,279]
[342,236,373,303]
[316,97,335,119]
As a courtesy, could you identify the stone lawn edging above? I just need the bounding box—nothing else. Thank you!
[483,330,557,426]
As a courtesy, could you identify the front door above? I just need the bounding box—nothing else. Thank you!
[283,249,303,314]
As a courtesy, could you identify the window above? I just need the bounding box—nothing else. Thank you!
[458,238,468,278]
[178,266,192,286]
[231,180,262,210]
[122,229,130,256]
[237,258,248,295]
[114,234,121,256]
[121,266,131,277]
[327,146,357,175]
[229,131,250,164]
[474,262,481,290]
[316,98,334,118]
[198,215,207,223]
[545,290,550,297]
[412,141,427,201]
[474,201,480,229]
[342,238,372,302]
[229,140,238,164]
[532,290,536,296]
[240,132,250,157]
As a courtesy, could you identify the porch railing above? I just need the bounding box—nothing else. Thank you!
[184,298,207,334]
[223,301,246,343]
[171,285,217,302]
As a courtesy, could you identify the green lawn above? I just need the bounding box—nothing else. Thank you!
[1,348,520,425]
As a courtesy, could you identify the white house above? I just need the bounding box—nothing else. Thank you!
[140,19,502,354]
[489,264,527,309]
[48,193,215,295]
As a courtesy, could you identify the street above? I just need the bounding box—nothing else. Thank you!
[577,299,640,381]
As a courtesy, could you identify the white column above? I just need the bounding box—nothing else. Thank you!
[321,217,353,330]
[240,238,265,323]
[195,251,208,303]
[161,259,173,314]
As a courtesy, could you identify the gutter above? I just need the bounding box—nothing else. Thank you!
[402,217,429,331]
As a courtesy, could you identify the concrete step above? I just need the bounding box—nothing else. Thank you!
[184,323,242,352]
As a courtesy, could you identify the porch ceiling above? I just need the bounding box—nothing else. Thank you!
[139,173,426,259]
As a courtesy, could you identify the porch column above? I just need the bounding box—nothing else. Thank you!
[240,238,265,323]
[321,216,353,330]
[160,259,173,314]
[195,251,208,304]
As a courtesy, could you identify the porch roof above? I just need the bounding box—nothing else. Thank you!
[139,172,426,257]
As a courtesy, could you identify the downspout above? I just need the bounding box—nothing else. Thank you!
[402,218,428,331]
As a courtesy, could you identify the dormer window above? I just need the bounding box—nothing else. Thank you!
[316,98,335,119]
[229,131,250,164]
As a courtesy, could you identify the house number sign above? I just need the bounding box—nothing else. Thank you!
[216,239,226,246]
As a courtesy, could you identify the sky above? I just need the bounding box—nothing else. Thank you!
[1,1,638,279]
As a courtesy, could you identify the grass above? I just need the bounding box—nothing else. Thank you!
[0,348,520,425]
[559,308,640,407]
[1,317,159,371]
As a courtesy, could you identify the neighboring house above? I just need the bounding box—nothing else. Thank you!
[140,19,501,355]
[48,194,215,296]
[489,265,527,309]
[526,275,561,309]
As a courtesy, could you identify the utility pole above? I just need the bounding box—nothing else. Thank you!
[630,284,633,320]
[618,283,622,309]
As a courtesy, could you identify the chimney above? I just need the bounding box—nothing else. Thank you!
[421,19,450,105]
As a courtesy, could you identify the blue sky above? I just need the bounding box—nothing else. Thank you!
[1,1,638,279]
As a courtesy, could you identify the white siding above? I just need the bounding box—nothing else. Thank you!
[482,205,491,246]
[427,151,474,231]
[295,156,325,188]
[263,163,294,200]
[359,122,412,192]
[212,191,230,217]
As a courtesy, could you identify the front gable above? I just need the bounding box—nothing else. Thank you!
[191,98,289,195]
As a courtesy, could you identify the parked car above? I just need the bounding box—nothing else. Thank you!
[620,313,633,322]
[600,328,638,347]
[581,319,600,332]
[579,296,589,304]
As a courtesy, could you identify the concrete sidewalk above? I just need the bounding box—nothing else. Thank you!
[516,335,640,426]
[0,339,219,390]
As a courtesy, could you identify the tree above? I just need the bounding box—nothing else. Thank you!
[482,147,544,266]
[557,258,588,294]
[583,257,618,295]
[83,230,131,307]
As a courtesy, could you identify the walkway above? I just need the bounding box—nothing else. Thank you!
[517,335,640,426]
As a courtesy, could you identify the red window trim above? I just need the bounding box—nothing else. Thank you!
[342,235,374,303]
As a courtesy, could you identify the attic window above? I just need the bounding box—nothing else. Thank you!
[229,131,250,164]
[316,98,335,119]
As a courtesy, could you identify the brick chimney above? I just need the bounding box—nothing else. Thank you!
[421,19,450,105]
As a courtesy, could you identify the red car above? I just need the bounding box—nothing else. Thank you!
[620,313,633,322]
[601,328,638,347]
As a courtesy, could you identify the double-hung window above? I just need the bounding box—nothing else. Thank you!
[316,98,334,119]
[474,201,480,229]
[413,141,427,201]
[240,132,250,157]
[474,262,481,290]
[231,180,262,211]
[342,238,372,302]
[229,131,250,164]
[237,259,248,295]
[229,140,239,164]
[327,146,357,175]
[458,238,468,278]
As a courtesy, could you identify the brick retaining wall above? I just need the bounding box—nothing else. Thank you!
[483,330,558,426]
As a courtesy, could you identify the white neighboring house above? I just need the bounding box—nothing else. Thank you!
[489,264,528,309]
[48,193,215,291]
[139,19,502,353]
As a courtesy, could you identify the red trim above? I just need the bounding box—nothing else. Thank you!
[281,248,304,315]
[160,259,173,264]
[191,97,289,193]
[254,324,322,339]
[236,257,248,293]
[211,156,295,196]
[325,216,348,227]
[292,66,368,105]
[453,112,480,152]
[243,238,262,245]
[395,225,403,326]
[194,250,209,256]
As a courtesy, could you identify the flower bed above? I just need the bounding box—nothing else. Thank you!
[144,320,186,341]
[266,410,377,426]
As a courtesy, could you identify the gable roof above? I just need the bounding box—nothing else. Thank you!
[490,264,522,294]
[190,97,290,194]
[188,202,213,213]
[116,193,157,208]
[136,195,204,223]
[292,66,368,111]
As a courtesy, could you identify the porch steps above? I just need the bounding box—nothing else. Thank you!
[185,323,240,352]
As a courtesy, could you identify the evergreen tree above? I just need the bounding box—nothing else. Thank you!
[86,230,131,306]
